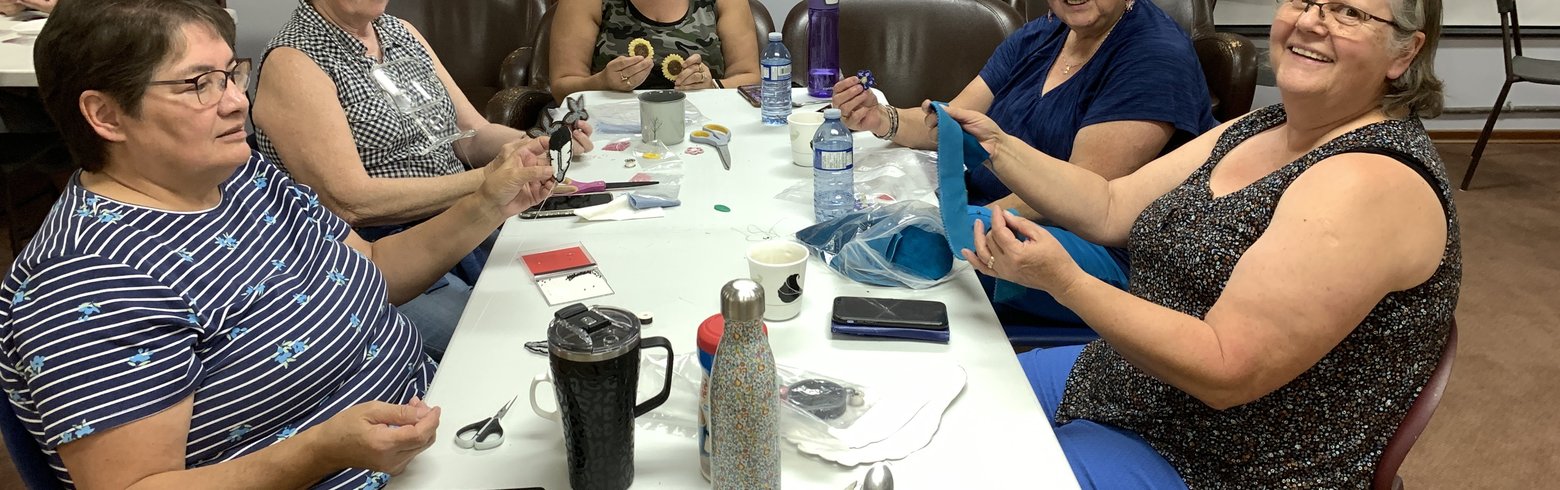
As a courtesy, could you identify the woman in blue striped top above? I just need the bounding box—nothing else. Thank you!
[0,1,558,488]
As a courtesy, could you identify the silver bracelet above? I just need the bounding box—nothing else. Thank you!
[875,106,899,140]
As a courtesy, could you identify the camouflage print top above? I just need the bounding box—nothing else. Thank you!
[593,0,725,89]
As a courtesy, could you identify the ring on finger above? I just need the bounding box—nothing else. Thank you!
[985,256,995,269]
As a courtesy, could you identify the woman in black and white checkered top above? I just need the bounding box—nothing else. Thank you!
[251,0,596,360]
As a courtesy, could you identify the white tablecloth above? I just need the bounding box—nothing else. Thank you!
[390,88,1079,489]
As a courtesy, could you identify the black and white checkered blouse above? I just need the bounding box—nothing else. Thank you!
[254,0,464,180]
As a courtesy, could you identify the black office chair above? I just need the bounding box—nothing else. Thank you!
[1461,0,1560,190]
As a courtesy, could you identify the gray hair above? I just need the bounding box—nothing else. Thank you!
[1383,0,1444,118]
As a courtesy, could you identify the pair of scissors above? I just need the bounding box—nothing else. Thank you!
[453,396,515,450]
[689,123,732,170]
[556,178,660,194]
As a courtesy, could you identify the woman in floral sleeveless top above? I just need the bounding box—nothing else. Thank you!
[945,0,1457,488]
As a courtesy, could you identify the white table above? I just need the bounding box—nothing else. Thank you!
[0,14,40,87]
[392,89,1079,489]
[0,9,236,88]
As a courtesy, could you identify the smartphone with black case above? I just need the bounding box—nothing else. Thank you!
[737,84,762,108]
[518,193,612,219]
[830,296,949,330]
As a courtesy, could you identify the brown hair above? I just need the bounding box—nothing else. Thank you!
[1383,0,1444,118]
[34,0,236,171]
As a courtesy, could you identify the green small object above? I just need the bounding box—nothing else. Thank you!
[714,204,731,212]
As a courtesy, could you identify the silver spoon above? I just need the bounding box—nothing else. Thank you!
[863,462,894,490]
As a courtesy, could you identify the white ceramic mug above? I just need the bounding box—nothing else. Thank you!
[746,240,809,321]
[638,90,686,145]
[787,111,825,167]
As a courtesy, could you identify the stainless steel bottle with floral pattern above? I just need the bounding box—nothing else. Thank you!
[709,279,781,489]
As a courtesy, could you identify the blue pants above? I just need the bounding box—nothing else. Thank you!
[982,225,1129,326]
[1019,345,1188,490]
[358,225,498,361]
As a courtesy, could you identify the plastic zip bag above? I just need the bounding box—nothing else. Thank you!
[586,98,713,135]
[794,201,961,290]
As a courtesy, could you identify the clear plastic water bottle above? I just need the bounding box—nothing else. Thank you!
[812,108,854,222]
[806,0,840,98]
[760,32,792,126]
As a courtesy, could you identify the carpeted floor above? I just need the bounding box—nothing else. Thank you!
[0,142,1555,488]
[1399,142,1560,489]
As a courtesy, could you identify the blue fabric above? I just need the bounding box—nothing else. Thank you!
[971,0,1216,206]
[794,201,953,287]
[990,225,1130,325]
[627,193,681,209]
[1020,346,1189,490]
[0,152,431,488]
[931,102,988,260]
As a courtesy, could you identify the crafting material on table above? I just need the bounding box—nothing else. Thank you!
[520,244,615,304]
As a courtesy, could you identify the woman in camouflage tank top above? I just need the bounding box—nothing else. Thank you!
[943,0,1457,487]
[550,0,761,99]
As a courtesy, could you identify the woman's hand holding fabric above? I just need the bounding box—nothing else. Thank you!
[602,55,654,91]
[673,54,717,90]
[479,138,557,217]
[961,211,1086,295]
[314,397,442,475]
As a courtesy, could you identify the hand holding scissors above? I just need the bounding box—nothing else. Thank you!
[689,123,732,170]
[454,396,516,450]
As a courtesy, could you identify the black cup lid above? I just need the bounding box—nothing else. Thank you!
[548,304,641,362]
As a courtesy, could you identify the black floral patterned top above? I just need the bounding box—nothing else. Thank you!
[1056,104,1462,488]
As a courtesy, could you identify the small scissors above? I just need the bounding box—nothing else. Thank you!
[454,396,516,450]
[689,123,732,170]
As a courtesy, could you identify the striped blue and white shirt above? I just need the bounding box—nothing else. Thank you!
[0,151,434,489]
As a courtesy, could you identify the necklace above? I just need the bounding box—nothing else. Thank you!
[1055,8,1128,77]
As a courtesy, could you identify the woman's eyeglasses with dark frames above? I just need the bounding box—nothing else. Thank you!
[1278,0,1408,32]
[147,58,253,106]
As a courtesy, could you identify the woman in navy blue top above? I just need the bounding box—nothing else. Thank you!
[1,1,557,487]
[833,0,1216,326]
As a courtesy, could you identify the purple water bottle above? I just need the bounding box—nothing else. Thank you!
[806,0,840,98]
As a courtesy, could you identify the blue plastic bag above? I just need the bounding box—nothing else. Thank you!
[794,201,956,289]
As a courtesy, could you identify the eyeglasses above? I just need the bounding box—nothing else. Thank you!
[147,58,252,107]
[1277,0,1407,33]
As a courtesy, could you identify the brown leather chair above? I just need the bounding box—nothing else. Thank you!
[782,0,1024,107]
[1373,319,1458,490]
[488,0,776,131]
[1012,0,1256,121]
[385,0,549,111]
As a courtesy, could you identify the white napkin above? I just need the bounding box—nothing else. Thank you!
[787,362,967,466]
[574,194,665,221]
